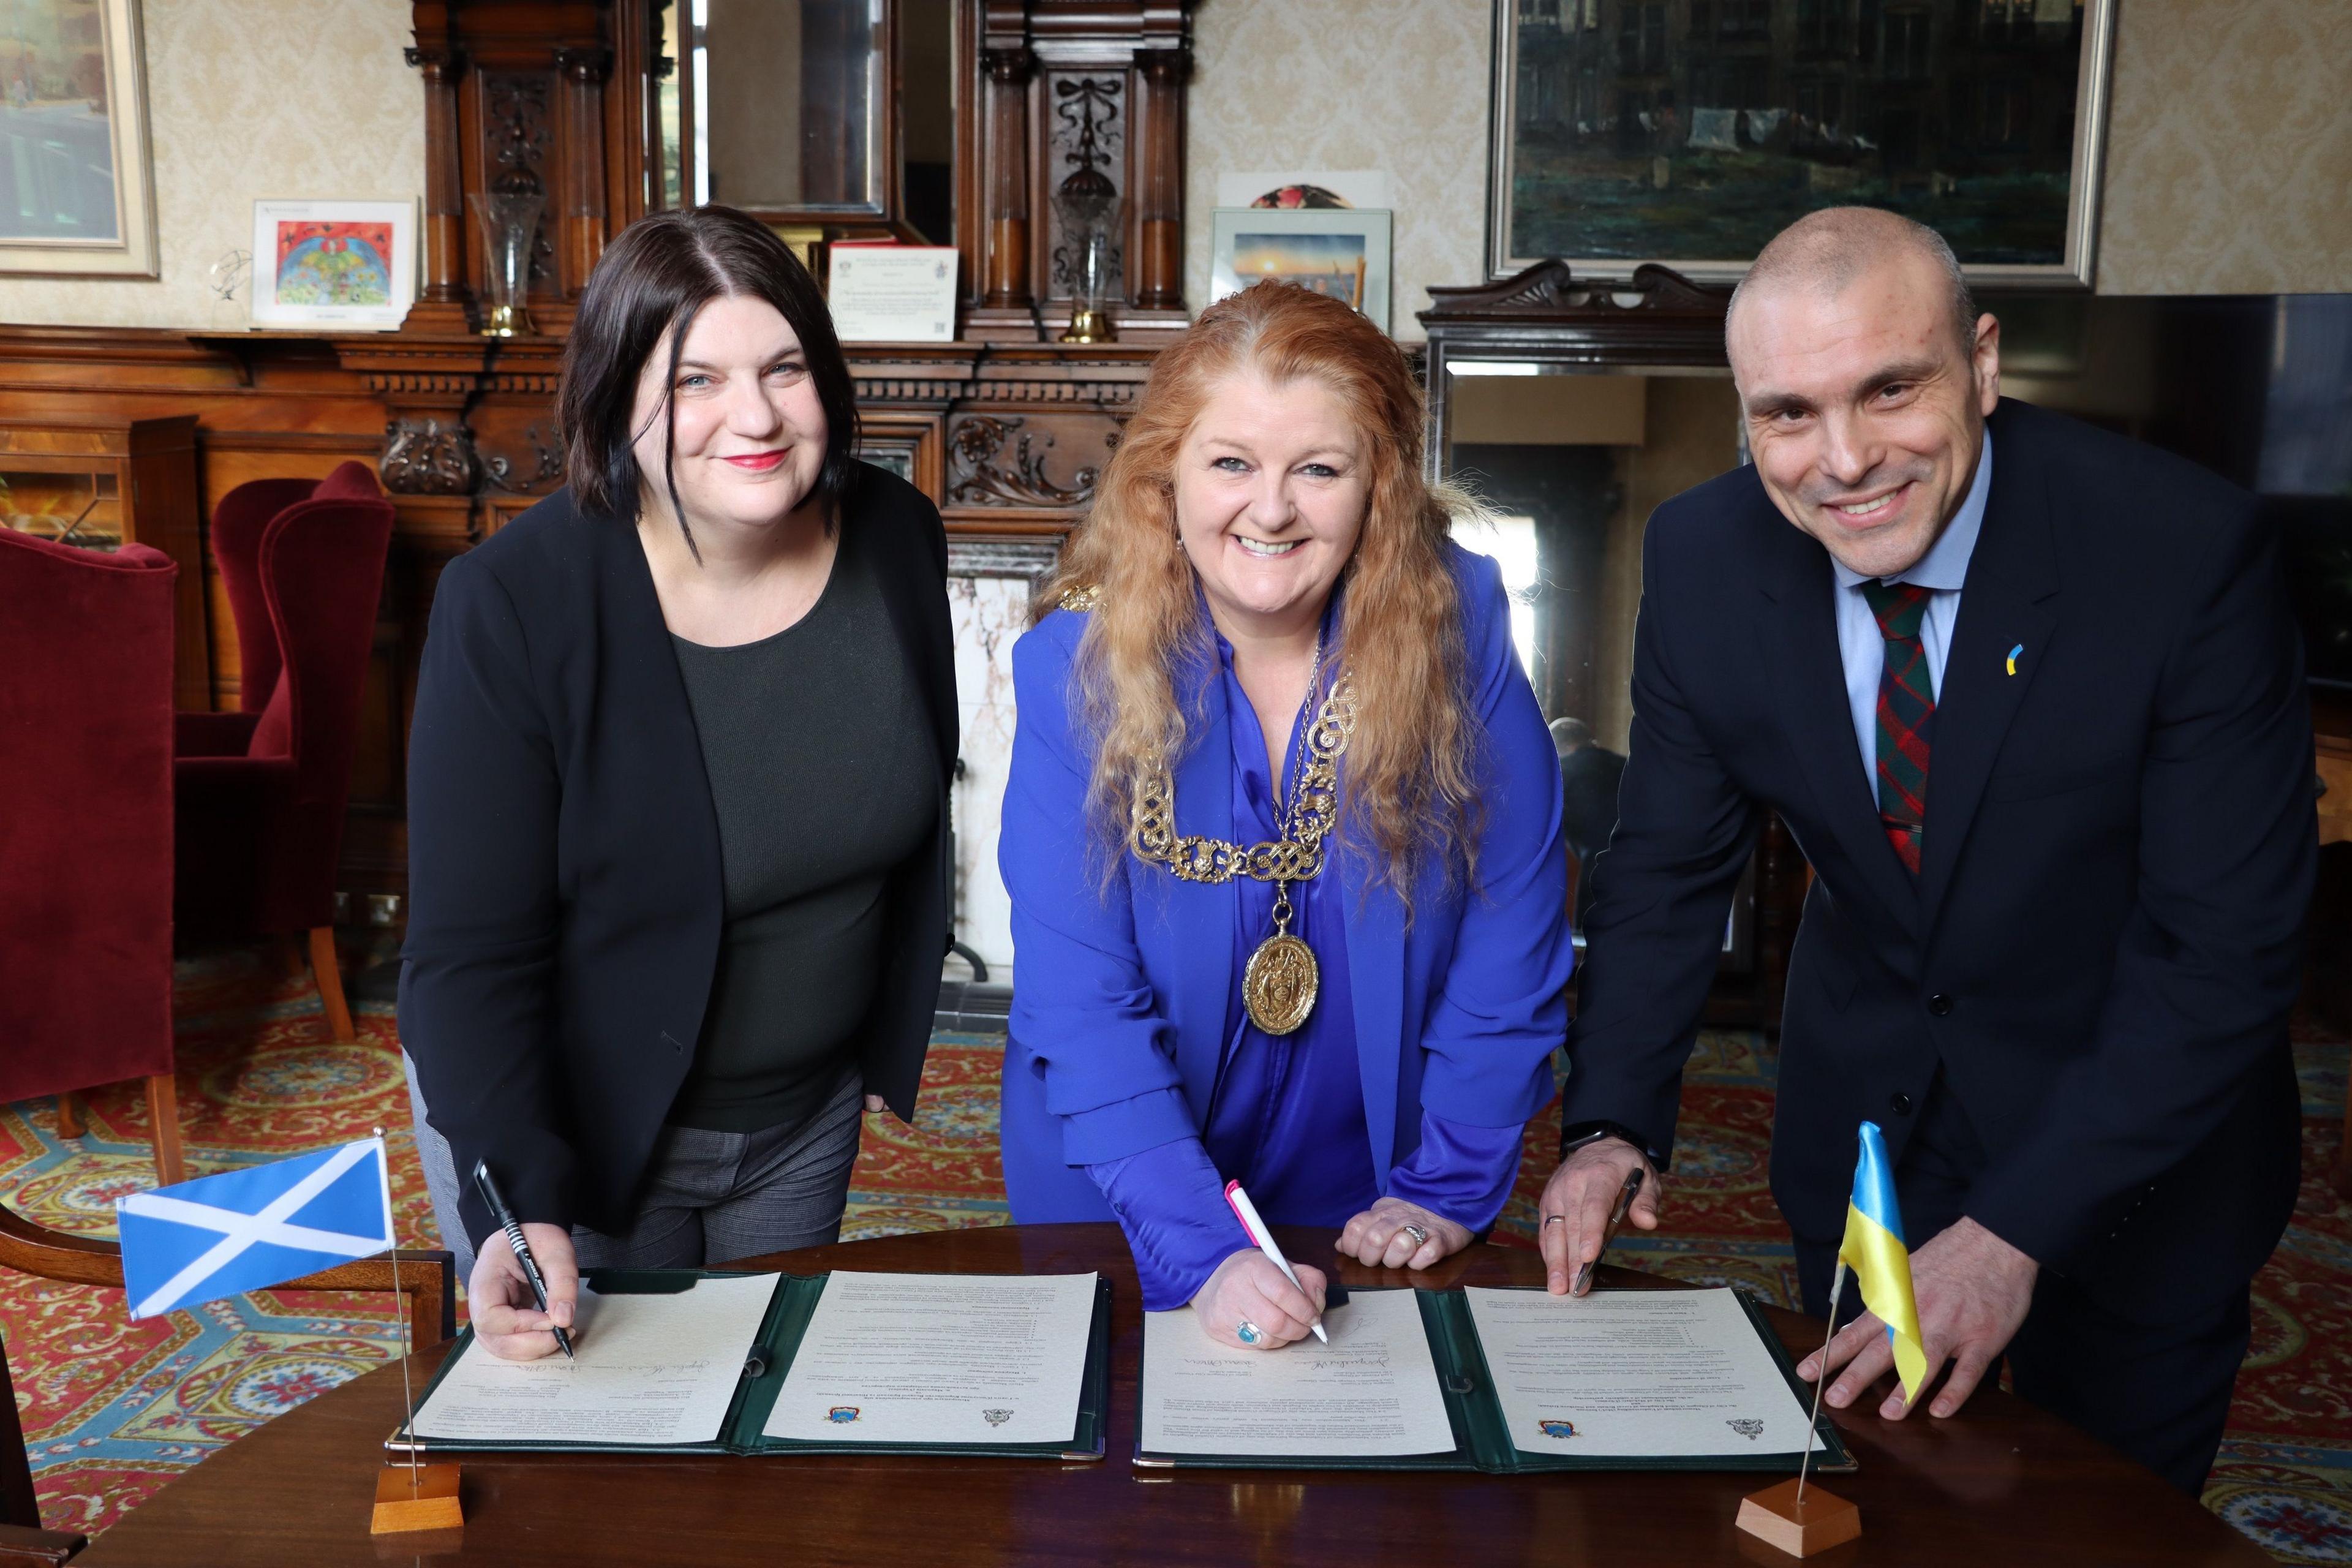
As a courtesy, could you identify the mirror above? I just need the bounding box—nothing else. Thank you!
[1443,363,1744,940]
[666,0,957,245]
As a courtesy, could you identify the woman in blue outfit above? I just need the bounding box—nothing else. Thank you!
[998,282,1573,1350]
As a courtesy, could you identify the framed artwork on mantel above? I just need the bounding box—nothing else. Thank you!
[0,0,159,276]
[1488,0,2116,287]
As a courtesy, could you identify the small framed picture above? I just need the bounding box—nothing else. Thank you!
[249,200,416,330]
[1208,208,1393,334]
[827,244,959,343]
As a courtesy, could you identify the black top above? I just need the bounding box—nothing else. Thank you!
[398,464,956,1250]
[1557,399,2312,1316]
[668,515,936,1134]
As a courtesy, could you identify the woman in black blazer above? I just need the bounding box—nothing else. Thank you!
[398,206,956,1359]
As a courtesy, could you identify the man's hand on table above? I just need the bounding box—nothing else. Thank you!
[1798,1216,2037,1420]
[1537,1136,1662,1295]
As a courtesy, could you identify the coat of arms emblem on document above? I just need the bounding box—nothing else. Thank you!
[1727,1418,1765,1441]
[1537,1419,1578,1439]
[827,1406,861,1424]
[983,1409,1014,1428]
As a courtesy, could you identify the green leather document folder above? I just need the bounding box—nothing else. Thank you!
[1134,1286,1854,1474]
[389,1268,1112,1462]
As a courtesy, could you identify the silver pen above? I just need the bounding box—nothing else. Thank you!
[1572,1166,1646,1296]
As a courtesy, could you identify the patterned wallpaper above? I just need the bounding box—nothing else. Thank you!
[0,0,423,330]
[1184,0,1493,342]
[2097,0,2352,295]
[4,0,2343,335]
[1183,0,2352,333]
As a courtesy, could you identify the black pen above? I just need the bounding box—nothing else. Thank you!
[1572,1167,1646,1297]
[473,1158,575,1358]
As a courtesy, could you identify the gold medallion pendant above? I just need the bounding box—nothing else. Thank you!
[1243,932,1319,1036]
[1242,880,1318,1035]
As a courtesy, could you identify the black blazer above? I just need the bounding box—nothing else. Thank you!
[398,464,957,1250]
[1560,400,2315,1319]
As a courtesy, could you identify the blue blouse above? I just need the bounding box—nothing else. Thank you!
[1087,627,1526,1307]
[997,544,1573,1313]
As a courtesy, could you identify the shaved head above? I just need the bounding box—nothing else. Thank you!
[1729,207,1975,356]
[1724,207,2001,582]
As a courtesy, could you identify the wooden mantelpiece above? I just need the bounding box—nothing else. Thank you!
[0,323,1142,903]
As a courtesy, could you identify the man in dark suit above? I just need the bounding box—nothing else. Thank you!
[1536,208,2315,1493]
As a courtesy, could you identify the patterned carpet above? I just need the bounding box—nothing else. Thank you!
[2,943,2346,1559]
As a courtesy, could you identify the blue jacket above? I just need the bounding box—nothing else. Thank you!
[998,543,1574,1220]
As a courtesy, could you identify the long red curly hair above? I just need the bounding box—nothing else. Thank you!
[1035,282,1480,902]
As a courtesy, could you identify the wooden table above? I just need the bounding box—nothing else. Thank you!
[75,1224,2267,1567]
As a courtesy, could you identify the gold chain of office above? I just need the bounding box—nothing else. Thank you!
[1128,672,1359,1036]
[1128,673,1360,886]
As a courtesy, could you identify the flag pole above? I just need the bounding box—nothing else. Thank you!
[372,1128,420,1490]
[1796,1260,1845,1503]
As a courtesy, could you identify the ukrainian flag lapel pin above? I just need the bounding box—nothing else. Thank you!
[2005,643,2024,677]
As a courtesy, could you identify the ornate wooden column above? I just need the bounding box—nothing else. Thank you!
[981,42,1035,310]
[1132,45,1188,312]
[556,46,614,292]
[404,42,471,331]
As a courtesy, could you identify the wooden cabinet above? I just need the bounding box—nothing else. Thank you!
[0,415,208,710]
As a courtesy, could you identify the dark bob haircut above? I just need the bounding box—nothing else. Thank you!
[558,205,860,550]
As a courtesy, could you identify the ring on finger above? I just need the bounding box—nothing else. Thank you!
[1236,1320,1263,1346]
[1402,1224,1430,1248]
[1542,1214,1564,1226]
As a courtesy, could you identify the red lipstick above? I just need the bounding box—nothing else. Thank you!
[721,450,788,472]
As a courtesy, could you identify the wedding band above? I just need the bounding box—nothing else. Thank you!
[1236,1321,1263,1346]
[1403,1224,1430,1246]
[1544,1215,1565,1226]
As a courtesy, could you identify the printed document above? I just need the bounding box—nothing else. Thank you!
[762,1271,1098,1446]
[1139,1288,1457,1458]
[1464,1286,1823,1458]
[409,1273,778,1446]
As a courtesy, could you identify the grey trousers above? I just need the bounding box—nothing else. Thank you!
[404,1052,864,1283]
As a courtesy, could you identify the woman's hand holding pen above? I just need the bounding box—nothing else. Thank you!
[471,1223,580,1361]
[1192,1250,1327,1351]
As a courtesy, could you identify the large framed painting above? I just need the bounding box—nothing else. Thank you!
[0,0,157,276]
[1488,0,2116,286]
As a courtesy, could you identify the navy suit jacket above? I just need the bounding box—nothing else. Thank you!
[1559,399,2315,1320]
[398,467,956,1249]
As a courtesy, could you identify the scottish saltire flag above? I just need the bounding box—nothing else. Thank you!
[1836,1121,1931,1401]
[116,1139,394,1321]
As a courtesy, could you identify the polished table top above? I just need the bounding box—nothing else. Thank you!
[75,1223,2268,1566]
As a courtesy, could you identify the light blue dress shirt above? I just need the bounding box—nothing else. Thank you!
[1833,432,1992,804]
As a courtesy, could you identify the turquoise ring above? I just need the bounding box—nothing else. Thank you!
[1236,1320,1263,1346]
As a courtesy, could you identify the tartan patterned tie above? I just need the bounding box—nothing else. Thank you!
[1861,580,1935,875]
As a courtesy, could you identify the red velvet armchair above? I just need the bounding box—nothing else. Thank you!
[0,528,185,1186]
[173,464,395,1043]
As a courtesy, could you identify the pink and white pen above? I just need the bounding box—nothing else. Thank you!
[1223,1179,1329,1344]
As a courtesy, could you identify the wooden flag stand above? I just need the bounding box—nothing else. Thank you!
[1737,1263,1861,1558]
[372,1464,464,1534]
[365,1126,464,1536]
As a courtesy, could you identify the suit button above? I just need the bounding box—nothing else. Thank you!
[1926,993,1953,1017]
[1890,1092,1914,1115]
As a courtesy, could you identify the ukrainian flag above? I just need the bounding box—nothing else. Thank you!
[1836,1121,1930,1401]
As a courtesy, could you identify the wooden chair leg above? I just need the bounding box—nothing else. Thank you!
[143,1074,186,1188]
[309,927,355,1043]
[53,1093,85,1140]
